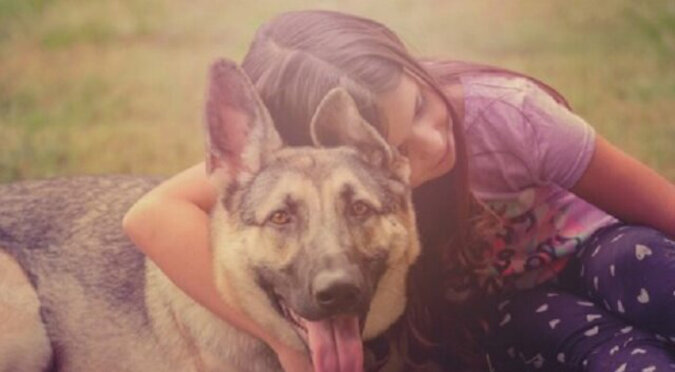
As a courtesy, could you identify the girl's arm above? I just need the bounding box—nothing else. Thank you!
[570,135,675,238]
[122,162,312,372]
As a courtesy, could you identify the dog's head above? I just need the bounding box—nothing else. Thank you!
[205,59,420,372]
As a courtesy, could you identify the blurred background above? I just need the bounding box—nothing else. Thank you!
[1,0,674,182]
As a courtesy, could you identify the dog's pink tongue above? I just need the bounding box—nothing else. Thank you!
[306,316,363,372]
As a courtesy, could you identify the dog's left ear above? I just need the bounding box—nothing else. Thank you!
[204,59,282,182]
[310,88,410,182]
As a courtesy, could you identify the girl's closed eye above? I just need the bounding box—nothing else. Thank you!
[414,90,427,119]
[397,88,427,156]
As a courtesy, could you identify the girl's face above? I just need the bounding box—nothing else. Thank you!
[377,74,456,188]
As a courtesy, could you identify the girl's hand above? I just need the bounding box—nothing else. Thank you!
[272,341,314,372]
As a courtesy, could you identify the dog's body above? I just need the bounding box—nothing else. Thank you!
[0,176,280,371]
[0,61,420,372]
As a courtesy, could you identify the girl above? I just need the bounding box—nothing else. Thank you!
[123,10,675,372]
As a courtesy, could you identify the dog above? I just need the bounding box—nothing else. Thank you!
[0,59,420,372]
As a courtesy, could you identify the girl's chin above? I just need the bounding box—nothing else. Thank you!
[412,168,445,188]
[410,152,456,187]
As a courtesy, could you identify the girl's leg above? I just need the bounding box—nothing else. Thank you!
[563,224,675,341]
[483,285,675,372]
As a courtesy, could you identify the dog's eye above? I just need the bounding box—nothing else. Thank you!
[350,201,372,217]
[268,210,292,225]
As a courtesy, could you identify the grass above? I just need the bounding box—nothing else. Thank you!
[1,0,674,182]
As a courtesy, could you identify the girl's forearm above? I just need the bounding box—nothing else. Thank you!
[571,136,675,239]
[122,198,276,347]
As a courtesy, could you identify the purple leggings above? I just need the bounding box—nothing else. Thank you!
[483,224,675,372]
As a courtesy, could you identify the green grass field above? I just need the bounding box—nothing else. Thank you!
[1,0,673,182]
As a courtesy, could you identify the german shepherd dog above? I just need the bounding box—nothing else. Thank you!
[0,60,420,372]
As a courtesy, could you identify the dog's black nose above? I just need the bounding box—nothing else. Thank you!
[313,271,362,314]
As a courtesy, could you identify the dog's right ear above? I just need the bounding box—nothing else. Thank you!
[310,88,411,182]
[204,59,282,182]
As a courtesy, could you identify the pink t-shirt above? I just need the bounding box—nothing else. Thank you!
[460,74,617,293]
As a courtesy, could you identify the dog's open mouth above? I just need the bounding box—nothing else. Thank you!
[274,294,365,372]
[278,298,309,342]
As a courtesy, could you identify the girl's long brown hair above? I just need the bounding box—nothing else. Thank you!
[241,10,568,370]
